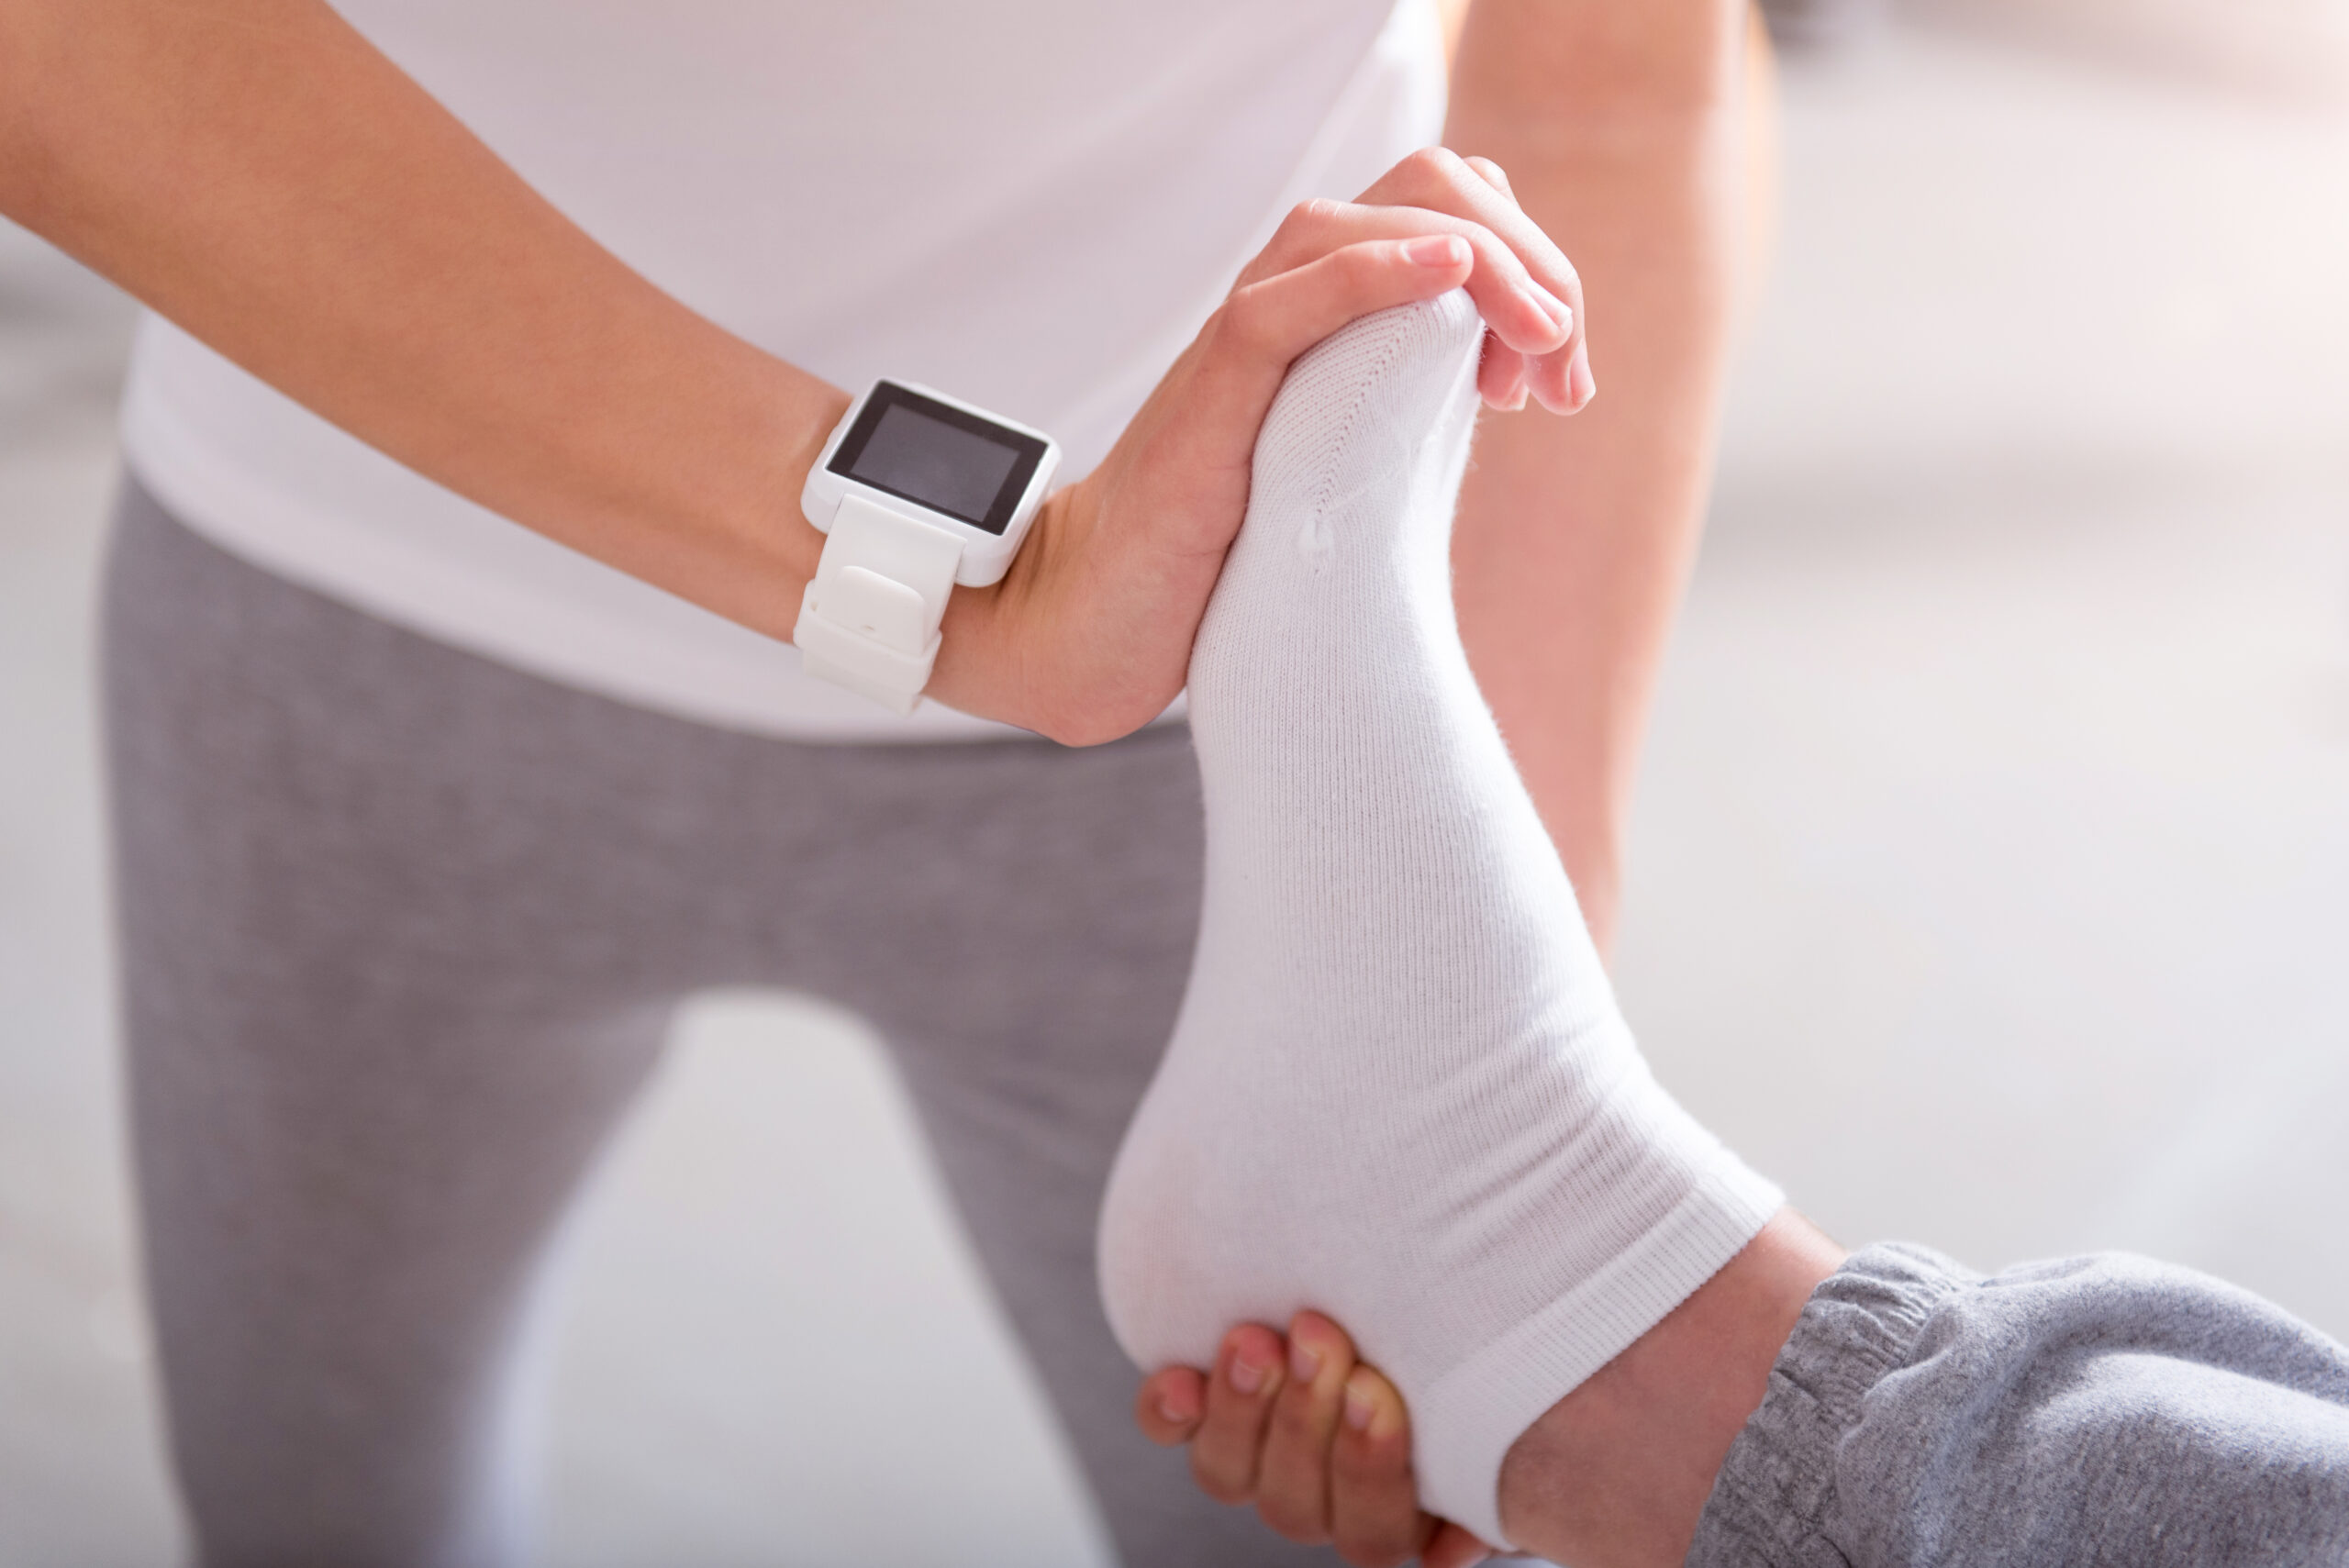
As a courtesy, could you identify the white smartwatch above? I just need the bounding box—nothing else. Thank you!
[794,379,1060,715]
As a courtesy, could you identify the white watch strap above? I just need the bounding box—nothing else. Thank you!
[794,493,965,715]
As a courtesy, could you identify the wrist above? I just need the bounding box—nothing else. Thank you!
[745,380,853,639]
[790,379,1063,717]
[927,474,1088,729]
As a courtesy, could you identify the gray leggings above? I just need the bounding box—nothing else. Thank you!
[106,484,2349,1567]
[103,483,1330,1567]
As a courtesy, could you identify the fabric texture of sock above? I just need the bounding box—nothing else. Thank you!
[1097,291,1784,1547]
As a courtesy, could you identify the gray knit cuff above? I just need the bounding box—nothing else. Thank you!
[1683,1242,1978,1568]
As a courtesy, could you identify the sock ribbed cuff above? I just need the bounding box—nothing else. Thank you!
[1418,1123,1785,1544]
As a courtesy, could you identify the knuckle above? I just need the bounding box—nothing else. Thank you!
[1457,219,1505,261]
[1399,144,1460,186]
[1216,287,1277,350]
[1334,241,1388,292]
[1206,296,1262,360]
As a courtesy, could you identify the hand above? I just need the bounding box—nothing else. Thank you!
[1132,1312,1494,1568]
[927,148,1590,745]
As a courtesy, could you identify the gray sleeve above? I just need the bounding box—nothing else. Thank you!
[1688,1242,2349,1568]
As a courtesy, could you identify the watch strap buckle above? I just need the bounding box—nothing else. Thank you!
[794,494,966,715]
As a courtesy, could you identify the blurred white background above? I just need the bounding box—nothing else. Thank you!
[4,6,2346,1563]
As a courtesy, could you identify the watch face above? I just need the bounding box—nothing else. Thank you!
[828,382,1051,535]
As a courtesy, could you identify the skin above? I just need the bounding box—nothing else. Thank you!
[1137,6,1818,1562]
[1139,1213,1848,1568]
[0,0,1591,754]
[0,0,1747,949]
[5,0,1794,1554]
[1443,0,1764,953]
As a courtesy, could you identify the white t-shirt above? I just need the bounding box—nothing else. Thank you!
[121,0,1447,741]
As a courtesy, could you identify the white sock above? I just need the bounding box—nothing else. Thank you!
[1097,292,1783,1548]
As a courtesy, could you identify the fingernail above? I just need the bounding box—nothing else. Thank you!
[1343,1380,1375,1432]
[1530,284,1572,331]
[1571,353,1598,407]
[1407,234,1467,268]
[1289,1340,1321,1385]
[1158,1393,1190,1425]
[1230,1354,1266,1396]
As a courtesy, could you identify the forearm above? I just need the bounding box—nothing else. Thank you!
[1444,0,1760,952]
[0,0,841,642]
[0,0,1610,745]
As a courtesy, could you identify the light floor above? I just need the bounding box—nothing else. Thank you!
[3,24,2345,1567]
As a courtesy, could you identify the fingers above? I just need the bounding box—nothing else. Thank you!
[1134,1365,1205,1447]
[1123,142,1584,568]
[1196,234,1474,425]
[1422,1521,1496,1568]
[1459,154,1575,416]
[1223,233,1475,357]
[1247,198,1567,361]
[1367,147,1580,336]
[1368,146,1594,414]
[1074,229,1475,570]
[1137,1322,1491,1568]
[1220,146,1590,423]
[1254,1312,1358,1542]
[1189,1324,1286,1505]
[1460,154,1515,202]
[1326,1363,1425,1567]
[1478,333,1530,413]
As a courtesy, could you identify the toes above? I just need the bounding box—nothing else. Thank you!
[1135,1366,1205,1446]
[1254,1310,1358,1541]
[1190,1324,1286,1504]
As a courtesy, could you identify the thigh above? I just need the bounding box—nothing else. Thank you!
[802,728,1340,1567]
[104,487,707,1564]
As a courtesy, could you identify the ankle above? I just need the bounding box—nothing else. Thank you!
[1497,1210,1845,1568]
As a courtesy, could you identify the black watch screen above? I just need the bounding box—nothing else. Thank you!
[827,381,1051,535]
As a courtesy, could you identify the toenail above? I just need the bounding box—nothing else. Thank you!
[1289,1341,1320,1384]
[1343,1380,1375,1431]
[1230,1355,1265,1395]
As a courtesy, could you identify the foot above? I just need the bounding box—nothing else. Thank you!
[1135,1212,1846,1568]
[1097,292,1782,1546]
